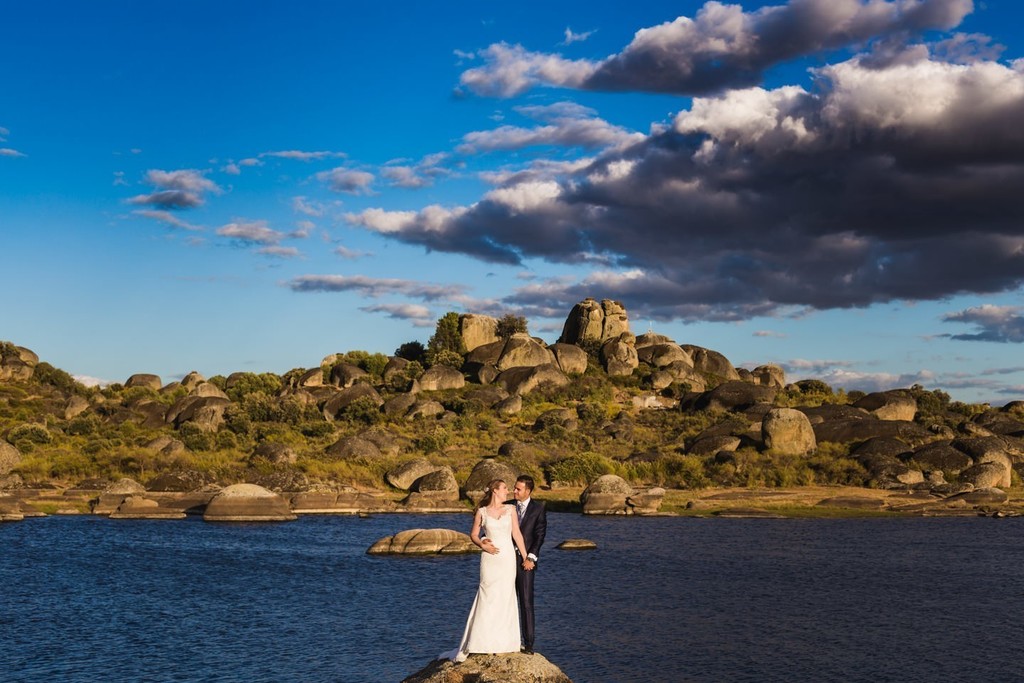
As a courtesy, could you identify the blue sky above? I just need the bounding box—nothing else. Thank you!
[4,0,1024,405]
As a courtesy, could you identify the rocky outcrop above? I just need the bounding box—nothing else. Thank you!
[417,365,465,391]
[750,364,785,388]
[600,333,638,377]
[322,384,383,420]
[961,461,1011,489]
[463,459,519,504]
[167,395,231,431]
[0,442,21,477]
[125,373,162,391]
[326,436,382,461]
[0,344,38,382]
[493,364,569,396]
[626,486,666,514]
[459,314,500,352]
[494,395,523,416]
[407,466,459,499]
[637,342,692,369]
[406,399,447,420]
[203,483,296,522]
[367,528,478,555]
[558,297,629,345]
[296,367,324,388]
[549,342,588,375]
[534,408,578,433]
[93,478,148,514]
[289,488,395,514]
[250,442,298,465]
[812,417,933,447]
[329,363,369,388]
[580,474,633,514]
[910,442,971,473]
[109,496,185,520]
[387,459,442,490]
[762,408,816,456]
[691,381,777,412]
[495,333,555,371]
[64,395,90,420]
[190,382,229,399]
[557,539,598,550]
[180,371,206,390]
[688,434,743,455]
[854,390,917,421]
[683,345,741,380]
[401,652,573,683]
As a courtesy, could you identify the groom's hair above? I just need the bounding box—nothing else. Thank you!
[516,474,535,492]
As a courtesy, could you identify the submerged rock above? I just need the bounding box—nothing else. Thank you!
[401,652,573,683]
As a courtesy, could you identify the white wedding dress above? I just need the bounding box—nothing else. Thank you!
[446,508,521,662]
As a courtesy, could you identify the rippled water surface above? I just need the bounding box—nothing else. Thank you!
[3,513,1023,682]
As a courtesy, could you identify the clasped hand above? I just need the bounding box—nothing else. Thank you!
[480,539,535,570]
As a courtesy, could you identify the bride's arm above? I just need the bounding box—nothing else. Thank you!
[471,510,497,553]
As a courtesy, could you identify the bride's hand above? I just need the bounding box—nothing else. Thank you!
[481,538,499,554]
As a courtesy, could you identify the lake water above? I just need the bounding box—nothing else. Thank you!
[2,513,1023,682]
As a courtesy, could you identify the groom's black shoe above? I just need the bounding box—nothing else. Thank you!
[521,647,534,655]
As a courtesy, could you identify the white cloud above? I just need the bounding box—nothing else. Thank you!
[257,245,302,258]
[316,167,375,194]
[133,210,203,231]
[260,150,346,161]
[459,42,597,97]
[126,168,221,210]
[561,27,596,45]
[1,148,26,157]
[217,220,286,245]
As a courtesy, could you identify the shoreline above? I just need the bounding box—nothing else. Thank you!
[5,483,1023,521]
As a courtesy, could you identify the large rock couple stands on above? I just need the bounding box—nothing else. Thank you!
[401,652,573,683]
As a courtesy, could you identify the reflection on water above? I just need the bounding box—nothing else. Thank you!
[2,513,1023,682]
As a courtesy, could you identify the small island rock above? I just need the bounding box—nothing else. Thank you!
[367,528,478,555]
[203,483,296,522]
[401,652,573,683]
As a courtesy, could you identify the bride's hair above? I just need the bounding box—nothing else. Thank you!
[476,479,505,511]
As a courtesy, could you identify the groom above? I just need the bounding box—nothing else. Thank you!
[508,474,547,655]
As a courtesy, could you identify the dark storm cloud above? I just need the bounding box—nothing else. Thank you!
[350,52,1024,319]
[460,0,974,96]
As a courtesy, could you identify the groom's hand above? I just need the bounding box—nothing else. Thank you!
[523,559,535,571]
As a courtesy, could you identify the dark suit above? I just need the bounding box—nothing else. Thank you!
[507,497,547,650]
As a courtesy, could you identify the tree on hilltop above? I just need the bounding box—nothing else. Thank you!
[426,311,466,367]
[496,313,528,340]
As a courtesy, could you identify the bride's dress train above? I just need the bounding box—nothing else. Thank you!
[442,509,521,662]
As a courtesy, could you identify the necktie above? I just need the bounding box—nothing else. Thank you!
[517,501,525,521]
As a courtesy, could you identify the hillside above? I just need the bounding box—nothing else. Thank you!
[3,298,1024,517]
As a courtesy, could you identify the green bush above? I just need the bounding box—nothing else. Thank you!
[546,452,614,486]
[8,423,52,446]
[426,312,466,366]
[177,423,213,451]
[496,314,528,339]
[32,362,85,395]
[342,396,384,425]
[224,372,282,402]
[415,426,451,454]
[395,341,426,363]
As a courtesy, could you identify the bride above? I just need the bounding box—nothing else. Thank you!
[445,479,530,662]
